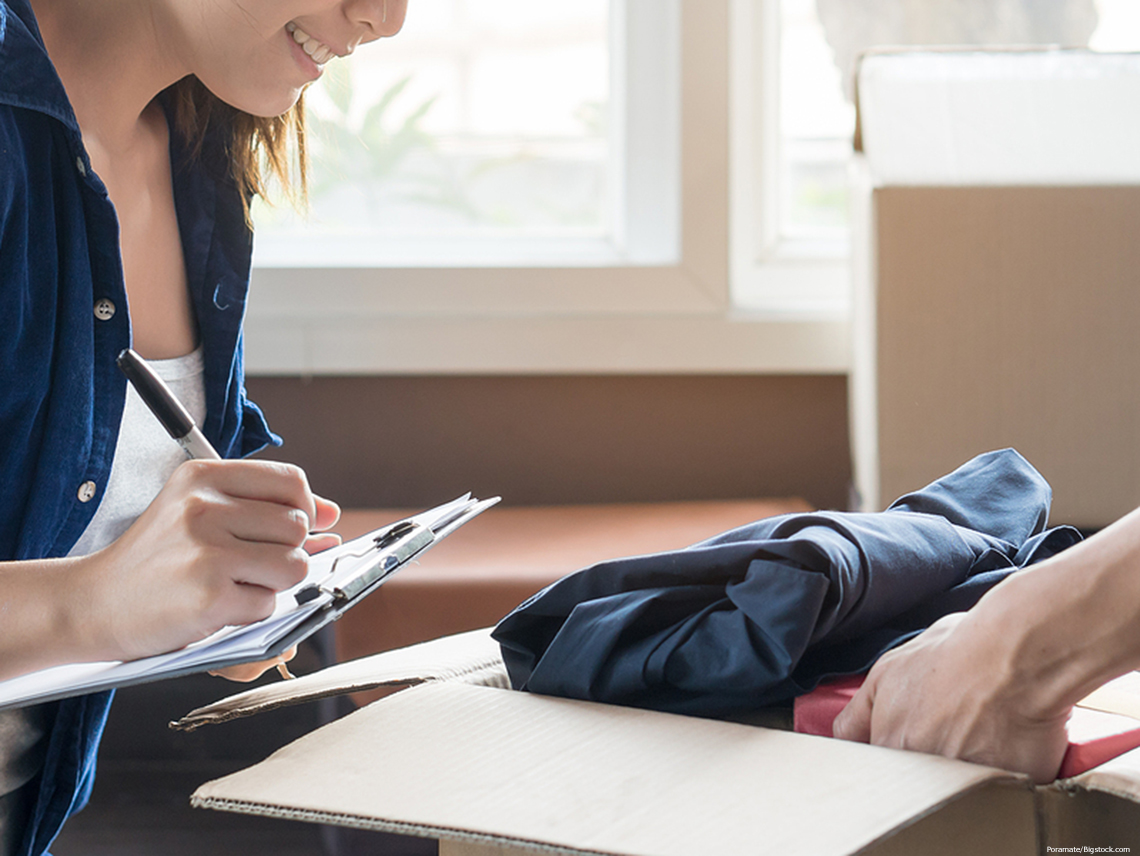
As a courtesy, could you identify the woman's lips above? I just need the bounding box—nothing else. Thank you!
[286,21,336,66]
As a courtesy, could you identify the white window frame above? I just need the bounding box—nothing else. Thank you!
[729,0,851,315]
[244,0,850,376]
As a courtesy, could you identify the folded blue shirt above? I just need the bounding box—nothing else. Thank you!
[493,449,1082,716]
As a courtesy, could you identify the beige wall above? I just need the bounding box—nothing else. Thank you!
[246,374,852,511]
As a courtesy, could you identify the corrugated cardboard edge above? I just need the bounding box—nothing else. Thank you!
[189,795,593,856]
[191,682,1029,856]
[193,788,1035,852]
[171,627,507,731]
[1063,744,1140,802]
[193,778,1031,856]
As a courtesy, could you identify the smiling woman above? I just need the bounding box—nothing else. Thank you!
[163,0,410,223]
[0,0,411,854]
[162,0,407,116]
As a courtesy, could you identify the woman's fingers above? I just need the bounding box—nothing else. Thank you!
[210,540,311,594]
[79,458,339,663]
[209,647,299,683]
[214,498,312,546]
[304,532,342,555]
[312,495,341,532]
[170,462,341,549]
[175,460,339,533]
[829,611,1071,784]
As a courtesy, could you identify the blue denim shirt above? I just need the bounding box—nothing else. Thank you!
[1,1,279,853]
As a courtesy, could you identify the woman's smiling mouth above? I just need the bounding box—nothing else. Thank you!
[286,22,337,65]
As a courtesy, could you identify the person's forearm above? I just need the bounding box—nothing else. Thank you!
[0,556,102,681]
[972,505,1140,721]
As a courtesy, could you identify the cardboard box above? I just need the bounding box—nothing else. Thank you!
[180,630,1140,854]
[848,49,1140,529]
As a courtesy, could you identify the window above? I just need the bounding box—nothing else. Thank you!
[243,0,855,375]
[254,0,677,268]
[730,0,1140,313]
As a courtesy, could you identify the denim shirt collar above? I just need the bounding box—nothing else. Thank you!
[0,0,276,464]
[0,0,79,132]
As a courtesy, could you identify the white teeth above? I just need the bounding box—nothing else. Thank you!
[287,22,335,65]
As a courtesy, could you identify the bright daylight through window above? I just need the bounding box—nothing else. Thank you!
[777,0,1140,247]
[253,0,613,267]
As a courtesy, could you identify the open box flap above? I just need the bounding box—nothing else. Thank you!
[192,681,1028,856]
[1066,744,1140,803]
[172,628,506,731]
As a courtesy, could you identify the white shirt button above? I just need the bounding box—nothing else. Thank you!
[77,481,97,503]
[76,156,86,176]
[93,298,116,321]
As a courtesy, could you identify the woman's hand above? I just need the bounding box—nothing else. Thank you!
[832,611,1071,784]
[68,459,340,666]
[208,527,342,683]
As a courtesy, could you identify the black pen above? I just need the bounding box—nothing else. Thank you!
[115,348,221,461]
[116,349,299,679]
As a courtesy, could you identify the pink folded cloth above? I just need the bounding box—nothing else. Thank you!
[794,675,1140,780]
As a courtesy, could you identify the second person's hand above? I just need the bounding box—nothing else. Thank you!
[832,610,1071,784]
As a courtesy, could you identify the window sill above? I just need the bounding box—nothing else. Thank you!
[242,304,850,376]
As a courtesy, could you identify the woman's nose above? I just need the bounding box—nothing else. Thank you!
[347,0,408,40]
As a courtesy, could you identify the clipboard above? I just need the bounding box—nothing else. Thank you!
[270,493,501,660]
[0,494,499,711]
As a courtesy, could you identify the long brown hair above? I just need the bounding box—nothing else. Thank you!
[168,76,308,223]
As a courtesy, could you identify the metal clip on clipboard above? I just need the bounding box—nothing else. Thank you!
[292,494,500,612]
[294,520,435,607]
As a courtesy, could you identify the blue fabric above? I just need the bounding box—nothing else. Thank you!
[493,449,1083,717]
[0,1,280,853]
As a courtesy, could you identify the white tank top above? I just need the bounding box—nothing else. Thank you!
[0,348,207,854]
[67,347,208,556]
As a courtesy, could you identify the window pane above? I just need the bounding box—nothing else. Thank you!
[780,0,854,241]
[254,0,611,266]
[779,0,1139,242]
